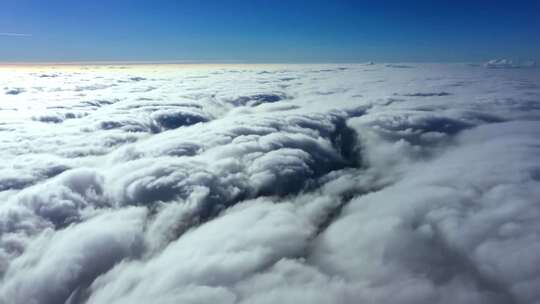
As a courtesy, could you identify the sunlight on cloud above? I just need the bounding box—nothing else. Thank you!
[0,63,539,304]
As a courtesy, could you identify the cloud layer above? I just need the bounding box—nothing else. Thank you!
[0,63,539,304]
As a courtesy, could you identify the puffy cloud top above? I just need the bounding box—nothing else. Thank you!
[0,63,540,304]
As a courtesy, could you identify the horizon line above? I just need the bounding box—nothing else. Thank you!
[0,60,487,67]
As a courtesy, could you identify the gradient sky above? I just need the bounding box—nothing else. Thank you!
[0,0,539,63]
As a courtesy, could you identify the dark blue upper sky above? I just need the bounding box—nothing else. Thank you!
[0,0,538,62]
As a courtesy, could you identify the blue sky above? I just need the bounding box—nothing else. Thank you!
[0,0,539,63]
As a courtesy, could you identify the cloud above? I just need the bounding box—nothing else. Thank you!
[0,207,146,304]
[0,32,31,37]
[386,64,415,68]
[0,63,539,303]
[4,88,25,95]
[484,59,537,69]
[402,92,452,97]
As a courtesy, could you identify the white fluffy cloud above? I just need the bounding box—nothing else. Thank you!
[0,63,539,304]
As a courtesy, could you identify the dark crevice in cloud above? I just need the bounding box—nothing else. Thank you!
[310,180,386,241]
[80,99,119,108]
[402,92,452,97]
[0,164,71,192]
[329,117,363,168]
[359,114,476,152]
[4,88,25,95]
[151,110,210,131]
[226,93,289,107]
[32,112,87,124]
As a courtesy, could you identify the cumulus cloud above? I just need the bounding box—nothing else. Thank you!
[484,59,537,69]
[0,63,539,304]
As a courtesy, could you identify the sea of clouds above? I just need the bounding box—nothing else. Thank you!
[0,63,539,304]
